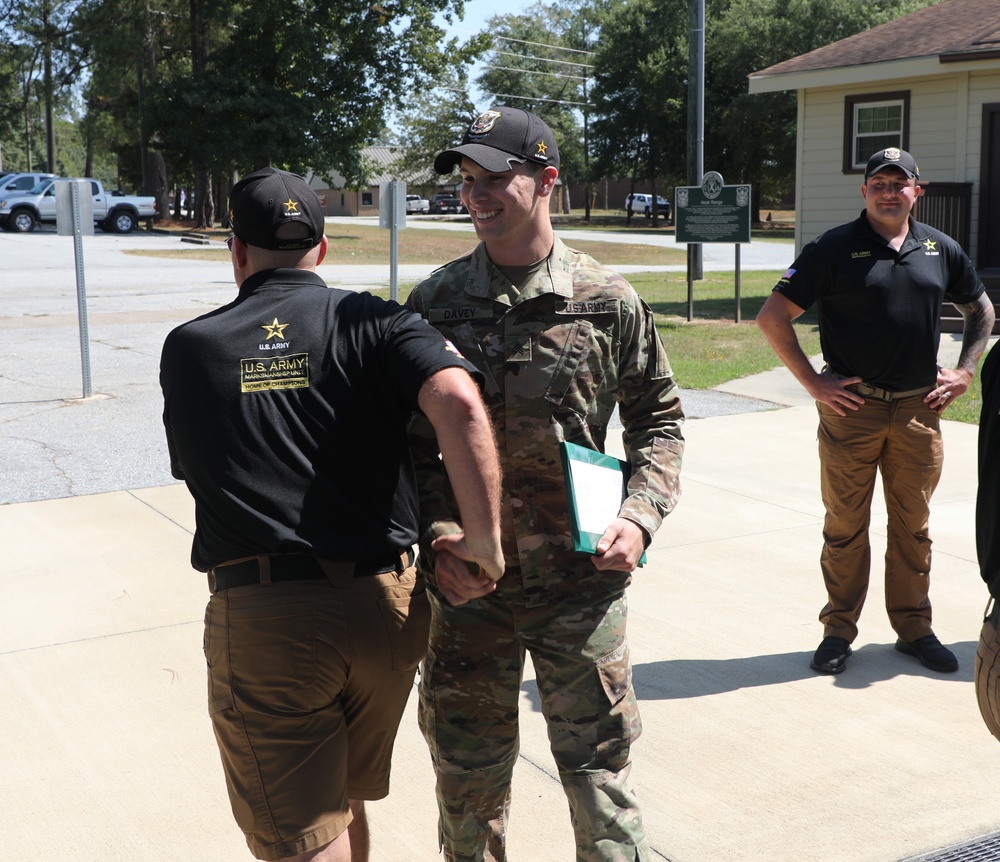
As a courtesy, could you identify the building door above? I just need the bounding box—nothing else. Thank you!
[978,103,1000,272]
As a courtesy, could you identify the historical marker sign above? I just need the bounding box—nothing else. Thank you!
[674,171,751,244]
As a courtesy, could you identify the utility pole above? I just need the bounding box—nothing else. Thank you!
[43,0,56,173]
[687,0,705,279]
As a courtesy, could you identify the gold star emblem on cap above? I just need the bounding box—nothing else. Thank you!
[283,198,300,213]
[261,317,290,340]
[536,140,548,157]
[923,238,937,252]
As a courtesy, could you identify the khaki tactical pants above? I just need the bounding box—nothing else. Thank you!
[816,394,942,642]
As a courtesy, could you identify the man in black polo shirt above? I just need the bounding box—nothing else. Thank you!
[757,147,994,676]
[976,342,1000,740]
[159,167,503,862]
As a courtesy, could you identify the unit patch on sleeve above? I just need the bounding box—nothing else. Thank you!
[240,353,310,393]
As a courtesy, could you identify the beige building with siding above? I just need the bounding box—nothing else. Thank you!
[749,0,1000,307]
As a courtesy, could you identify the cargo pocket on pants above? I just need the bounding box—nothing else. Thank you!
[596,640,633,706]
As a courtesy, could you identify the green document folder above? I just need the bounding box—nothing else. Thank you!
[559,441,647,565]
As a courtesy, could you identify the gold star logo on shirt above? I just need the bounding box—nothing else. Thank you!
[923,238,937,252]
[261,317,290,340]
[283,198,300,213]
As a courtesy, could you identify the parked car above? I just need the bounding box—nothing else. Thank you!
[0,178,157,233]
[625,192,671,220]
[429,192,464,214]
[405,194,429,214]
[0,171,57,197]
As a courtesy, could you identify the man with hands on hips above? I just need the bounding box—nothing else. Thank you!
[757,147,994,676]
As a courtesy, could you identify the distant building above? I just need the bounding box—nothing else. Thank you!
[305,146,448,216]
[749,0,1000,288]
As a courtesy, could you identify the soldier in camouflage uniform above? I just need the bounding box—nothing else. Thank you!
[406,107,684,862]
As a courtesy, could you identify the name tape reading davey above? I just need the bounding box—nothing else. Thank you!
[240,353,310,393]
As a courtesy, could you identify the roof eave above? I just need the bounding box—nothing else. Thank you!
[748,53,1000,94]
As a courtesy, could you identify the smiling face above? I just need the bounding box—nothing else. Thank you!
[861,167,919,237]
[458,157,558,266]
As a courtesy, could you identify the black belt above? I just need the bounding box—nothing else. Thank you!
[209,549,414,592]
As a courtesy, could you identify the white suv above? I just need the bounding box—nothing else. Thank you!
[624,193,671,219]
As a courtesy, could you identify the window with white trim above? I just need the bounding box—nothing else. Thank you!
[844,92,909,173]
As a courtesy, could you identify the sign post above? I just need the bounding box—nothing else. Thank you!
[674,172,752,322]
[55,179,95,398]
[379,180,406,302]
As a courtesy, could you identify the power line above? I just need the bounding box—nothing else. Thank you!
[494,35,595,57]
[494,50,591,71]
[481,91,592,109]
[485,63,587,82]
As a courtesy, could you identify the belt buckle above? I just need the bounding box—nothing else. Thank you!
[859,382,891,401]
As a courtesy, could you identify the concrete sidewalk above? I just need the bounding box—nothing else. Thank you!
[2,229,998,861]
[2,395,998,862]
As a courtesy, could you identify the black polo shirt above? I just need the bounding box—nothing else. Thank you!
[160,268,479,571]
[775,212,985,391]
[978,344,1000,599]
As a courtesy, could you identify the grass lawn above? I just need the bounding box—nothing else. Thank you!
[135,217,984,425]
[626,269,820,389]
[133,220,691,267]
[624,269,985,425]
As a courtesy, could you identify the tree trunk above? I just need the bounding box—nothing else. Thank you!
[195,170,213,229]
[147,150,169,224]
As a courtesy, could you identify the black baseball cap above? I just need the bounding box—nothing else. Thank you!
[228,167,324,251]
[865,147,919,180]
[435,107,560,174]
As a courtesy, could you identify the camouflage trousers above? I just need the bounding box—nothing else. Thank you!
[418,589,648,862]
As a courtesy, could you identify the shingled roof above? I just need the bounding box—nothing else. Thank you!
[752,0,1000,79]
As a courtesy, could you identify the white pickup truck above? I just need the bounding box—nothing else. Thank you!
[0,178,158,233]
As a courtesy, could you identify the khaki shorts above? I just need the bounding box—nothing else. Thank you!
[203,560,430,861]
[975,599,1000,742]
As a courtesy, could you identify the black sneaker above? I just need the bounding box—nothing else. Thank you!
[811,636,852,674]
[894,634,958,673]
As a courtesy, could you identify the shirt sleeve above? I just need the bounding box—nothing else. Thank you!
[772,239,826,311]
[942,237,986,305]
[377,296,482,409]
[402,284,468,555]
[616,290,685,540]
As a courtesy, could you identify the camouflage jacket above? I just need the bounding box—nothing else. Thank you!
[407,237,684,607]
